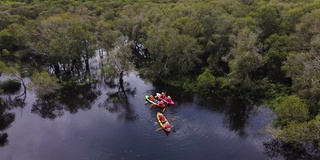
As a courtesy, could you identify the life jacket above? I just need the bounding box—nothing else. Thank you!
[164,122,170,128]
[160,115,166,122]
[158,101,165,107]
[149,96,155,101]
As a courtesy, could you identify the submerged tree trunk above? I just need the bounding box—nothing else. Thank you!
[0,133,8,146]
[85,53,90,73]
[14,74,27,108]
[119,70,124,89]
[99,48,104,59]
[53,62,60,78]
[118,70,127,99]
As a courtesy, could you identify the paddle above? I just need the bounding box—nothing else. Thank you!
[162,108,166,112]
[156,127,162,131]
[150,102,156,107]
[150,101,159,108]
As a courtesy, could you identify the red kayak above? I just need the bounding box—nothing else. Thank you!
[156,93,174,105]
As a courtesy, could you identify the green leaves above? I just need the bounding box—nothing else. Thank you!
[282,51,320,102]
[196,69,216,95]
[145,26,202,77]
[274,120,318,143]
[0,61,20,78]
[296,8,320,44]
[101,36,134,79]
[28,12,99,80]
[228,28,264,87]
[0,30,13,52]
[28,71,60,98]
[274,95,309,126]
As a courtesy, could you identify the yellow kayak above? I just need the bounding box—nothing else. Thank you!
[156,112,171,133]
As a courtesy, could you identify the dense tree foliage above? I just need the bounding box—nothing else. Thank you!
[1,0,320,152]
[274,95,309,126]
[28,71,60,98]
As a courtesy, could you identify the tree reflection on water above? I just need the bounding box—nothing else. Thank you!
[98,76,138,121]
[196,95,252,138]
[0,80,25,147]
[58,84,100,113]
[31,97,64,120]
[0,98,15,147]
[31,83,101,120]
[224,99,252,138]
[263,140,320,159]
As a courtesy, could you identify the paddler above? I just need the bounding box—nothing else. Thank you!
[159,114,166,123]
[167,96,173,104]
[160,92,166,99]
[149,95,156,102]
[164,121,171,130]
[158,100,166,108]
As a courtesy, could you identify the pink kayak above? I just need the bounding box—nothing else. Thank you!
[156,93,174,105]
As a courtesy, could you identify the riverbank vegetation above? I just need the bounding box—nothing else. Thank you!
[1,0,320,156]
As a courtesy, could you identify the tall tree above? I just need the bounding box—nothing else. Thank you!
[228,27,264,89]
[274,95,309,126]
[144,26,202,78]
[29,12,97,79]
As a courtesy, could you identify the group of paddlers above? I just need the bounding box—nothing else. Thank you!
[145,92,174,133]
[147,92,173,108]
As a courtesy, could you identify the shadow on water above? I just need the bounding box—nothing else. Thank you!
[0,80,26,110]
[0,98,15,147]
[0,80,24,147]
[98,77,138,122]
[264,140,320,159]
[31,97,64,120]
[59,83,100,113]
[223,99,252,138]
[178,91,253,138]
[31,83,101,120]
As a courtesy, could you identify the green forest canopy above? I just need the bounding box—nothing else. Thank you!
[1,0,320,145]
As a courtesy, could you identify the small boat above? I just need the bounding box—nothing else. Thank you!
[145,95,157,105]
[145,95,166,109]
[156,93,174,105]
[156,112,171,133]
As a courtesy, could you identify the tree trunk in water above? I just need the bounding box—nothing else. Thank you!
[84,53,91,82]
[54,63,60,78]
[0,133,8,146]
[118,70,127,99]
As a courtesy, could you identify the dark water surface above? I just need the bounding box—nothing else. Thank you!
[0,71,281,160]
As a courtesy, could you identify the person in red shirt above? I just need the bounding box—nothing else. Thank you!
[161,92,166,99]
[164,121,171,131]
[167,96,173,103]
[159,114,166,123]
[149,95,155,101]
[157,100,166,108]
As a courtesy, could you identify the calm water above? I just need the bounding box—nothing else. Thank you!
[0,71,282,160]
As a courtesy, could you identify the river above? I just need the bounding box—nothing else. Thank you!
[0,71,283,160]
